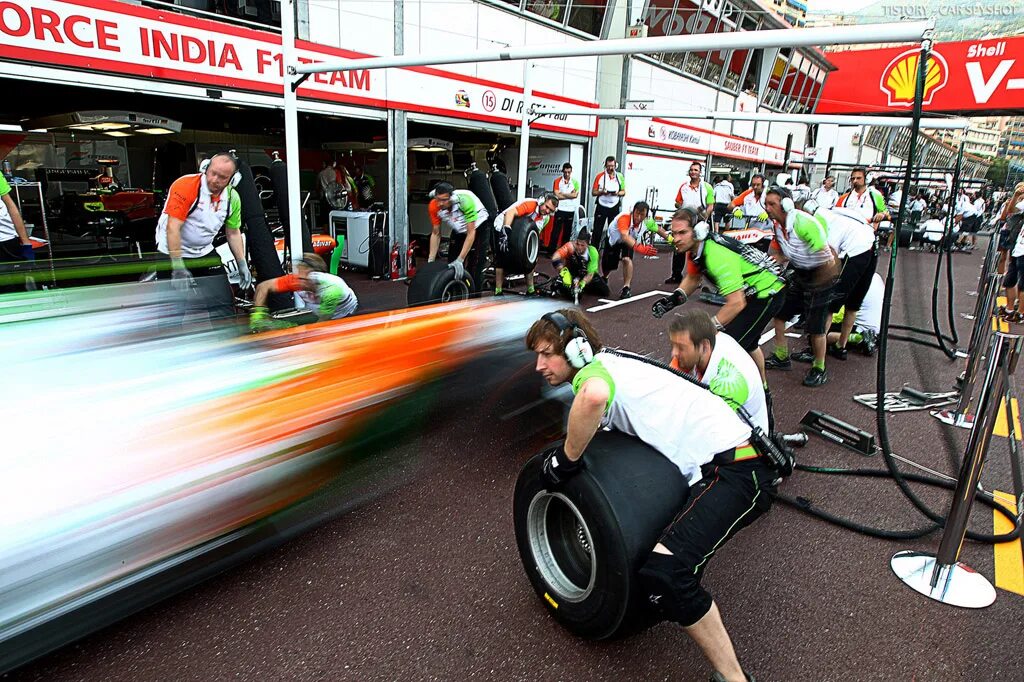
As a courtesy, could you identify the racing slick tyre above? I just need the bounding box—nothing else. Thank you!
[513,431,688,640]
[505,216,541,274]
[406,260,475,307]
[467,169,500,219]
[490,170,515,213]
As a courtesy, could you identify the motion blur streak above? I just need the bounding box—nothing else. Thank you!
[0,282,555,673]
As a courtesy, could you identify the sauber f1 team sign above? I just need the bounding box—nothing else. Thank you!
[818,35,1024,114]
[0,0,598,136]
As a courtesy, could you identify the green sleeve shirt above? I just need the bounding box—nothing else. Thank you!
[571,359,615,411]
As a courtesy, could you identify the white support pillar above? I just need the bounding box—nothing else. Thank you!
[282,0,303,267]
[517,61,532,201]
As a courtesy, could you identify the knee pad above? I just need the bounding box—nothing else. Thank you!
[638,552,713,627]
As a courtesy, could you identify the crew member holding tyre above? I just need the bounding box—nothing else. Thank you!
[590,156,625,251]
[602,200,667,300]
[551,229,609,300]
[651,208,786,382]
[249,253,357,331]
[156,153,250,320]
[493,193,558,296]
[527,309,772,682]
[427,182,487,288]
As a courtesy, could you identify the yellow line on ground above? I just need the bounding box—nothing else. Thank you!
[994,297,1008,332]
[993,490,1024,596]
[993,398,1022,439]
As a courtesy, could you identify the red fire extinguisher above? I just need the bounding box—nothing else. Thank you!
[390,241,401,280]
[406,243,417,279]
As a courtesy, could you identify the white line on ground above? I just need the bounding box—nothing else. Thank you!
[587,290,673,313]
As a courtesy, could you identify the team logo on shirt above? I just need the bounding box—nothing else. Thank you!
[879,48,948,107]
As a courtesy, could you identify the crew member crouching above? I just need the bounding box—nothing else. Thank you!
[250,253,357,332]
[527,309,773,682]
[550,229,610,300]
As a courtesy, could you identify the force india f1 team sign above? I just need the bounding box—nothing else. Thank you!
[0,0,598,137]
[817,35,1024,114]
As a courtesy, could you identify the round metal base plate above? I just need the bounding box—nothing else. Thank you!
[891,550,996,608]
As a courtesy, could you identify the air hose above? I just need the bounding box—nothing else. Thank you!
[779,44,1020,546]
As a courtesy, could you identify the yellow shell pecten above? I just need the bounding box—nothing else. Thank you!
[884,54,943,102]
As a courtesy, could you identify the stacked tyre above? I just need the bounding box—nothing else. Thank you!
[513,431,688,639]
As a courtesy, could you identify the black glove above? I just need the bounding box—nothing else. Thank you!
[540,445,584,489]
[651,289,687,319]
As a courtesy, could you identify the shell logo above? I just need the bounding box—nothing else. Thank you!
[879,48,949,107]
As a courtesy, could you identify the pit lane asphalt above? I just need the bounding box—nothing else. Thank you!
[9,240,1024,681]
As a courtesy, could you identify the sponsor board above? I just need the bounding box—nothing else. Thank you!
[0,0,598,136]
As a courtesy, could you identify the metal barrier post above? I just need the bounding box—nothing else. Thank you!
[955,272,1004,417]
[892,332,1023,608]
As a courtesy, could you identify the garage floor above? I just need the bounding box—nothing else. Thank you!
[7,240,1024,682]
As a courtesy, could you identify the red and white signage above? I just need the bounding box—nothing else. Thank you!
[818,36,1024,114]
[0,0,598,136]
[625,118,803,166]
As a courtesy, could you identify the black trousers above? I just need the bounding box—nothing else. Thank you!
[638,457,775,627]
[590,203,620,250]
[157,253,235,320]
[448,229,485,292]
[0,237,33,293]
[549,211,574,251]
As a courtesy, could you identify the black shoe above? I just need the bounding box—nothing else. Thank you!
[764,354,792,371]
[620,286,632,299]
[861,329,877,356]
[791,347,815,363]
[710,671,756,682]
[803,366,829,387]
[828,344,848,361]
[664,276,682,284]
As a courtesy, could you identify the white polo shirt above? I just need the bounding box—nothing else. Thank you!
[572,351,750,486]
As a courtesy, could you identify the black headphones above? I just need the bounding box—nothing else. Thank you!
[542,311,594,369]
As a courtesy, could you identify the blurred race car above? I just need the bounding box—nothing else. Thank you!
[0,284,553,673]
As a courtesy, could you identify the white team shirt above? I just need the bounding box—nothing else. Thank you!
[678,181,712,213]
[554,176,579,213]
[822,207,876,258]
[156,174,233,259]
[811,187,839,210]
[595,171,622,209]
[690,333,769,433]
[0,192,15,242]
[854,273,884,333]
[739,189,771,230]
[714,181,735,204]
[581,351,750,486]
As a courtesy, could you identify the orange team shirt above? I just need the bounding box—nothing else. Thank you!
[553,241,576,263]
[273,274,304,293]
[162,175,204,221]
[512,198,551,228]
[731,188,753,207]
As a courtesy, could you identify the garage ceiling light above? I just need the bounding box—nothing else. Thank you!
[104,131,133,137]
[369,146,389,153]
[26,111,183,137]
[408,137,453,153]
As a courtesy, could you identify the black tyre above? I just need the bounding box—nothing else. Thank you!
[513,431,688,640]
[505,216,540,274]
[407,260,475,306]
[491,170,515,212]
[467,169,499,219]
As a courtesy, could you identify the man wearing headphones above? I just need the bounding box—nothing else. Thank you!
[249,252,357,331]
[763,186,838,387]
[527,309,770,682]
[651,208,786,383]
[667,161,715,284]
[427,182,487,288]
[156,152,250,320]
